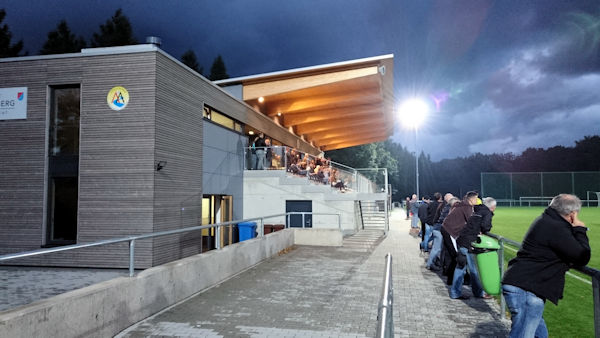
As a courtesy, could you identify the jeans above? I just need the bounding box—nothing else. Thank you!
[420,224,432,251]
[502,284,548,338]
[411,213,419,228]
[450,247,484,298]
[426,229,442,268]
[256,149,266,170]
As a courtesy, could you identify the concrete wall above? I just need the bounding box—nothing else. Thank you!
[0,229,295,338]
[294,228,342,246]
[243,171,361,234]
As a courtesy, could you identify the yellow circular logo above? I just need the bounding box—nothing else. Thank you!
[107,86,129,111]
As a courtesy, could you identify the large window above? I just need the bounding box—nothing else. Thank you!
[203,105,243,133]
[46,85,80,246]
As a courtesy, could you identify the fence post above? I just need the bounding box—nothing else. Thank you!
[129,239,135,277]
[593,276,600,338]
[216,225,221,250]
[259,217,264,237]
[499,238,506,320]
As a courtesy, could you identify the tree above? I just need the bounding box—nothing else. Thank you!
[209,55,229,81]
[40,20,86,55]
[91,9,137,47]
[181,49,203,75]
[0,9,24,58]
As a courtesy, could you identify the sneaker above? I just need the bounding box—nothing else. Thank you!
[452,295,470,300]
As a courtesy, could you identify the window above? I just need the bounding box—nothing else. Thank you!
[46,85,80,246]
[49,87,80,156]
[203,105,243,133]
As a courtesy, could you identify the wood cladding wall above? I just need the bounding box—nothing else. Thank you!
[0,47,319,269]
[0,52,158,268]
[152,53,204,266]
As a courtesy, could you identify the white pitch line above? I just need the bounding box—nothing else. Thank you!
[503,245,592,285]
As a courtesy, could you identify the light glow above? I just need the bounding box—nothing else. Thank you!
[258,96,265,103]
[398,98,429,129]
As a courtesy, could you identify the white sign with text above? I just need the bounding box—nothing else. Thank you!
[0,87,27,120]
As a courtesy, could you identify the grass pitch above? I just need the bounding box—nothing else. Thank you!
[492,207,599,337]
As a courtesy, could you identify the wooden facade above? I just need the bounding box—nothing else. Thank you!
[0,45,319,268]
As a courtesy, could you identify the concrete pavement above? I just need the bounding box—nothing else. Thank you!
[117,210,511,337]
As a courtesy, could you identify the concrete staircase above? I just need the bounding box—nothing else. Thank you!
[341,229,385,252]
[359,200,386,230]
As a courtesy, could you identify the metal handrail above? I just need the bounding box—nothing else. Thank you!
[376,253,393,338]
[488,232,600,338]
[0,211,341,278]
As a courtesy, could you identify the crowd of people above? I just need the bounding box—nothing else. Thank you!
[248,133,349,191]
[406,191,496,300]
[404,192,591,337]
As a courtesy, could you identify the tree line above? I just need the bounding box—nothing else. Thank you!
[326,135,600,201]
[0,8,229,80]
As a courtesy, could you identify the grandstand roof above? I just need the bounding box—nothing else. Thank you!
[215,54,394,151]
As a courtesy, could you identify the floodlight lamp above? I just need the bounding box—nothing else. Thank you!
[398,98,429,129]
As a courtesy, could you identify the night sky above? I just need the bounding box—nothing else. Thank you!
[2,0,599,160]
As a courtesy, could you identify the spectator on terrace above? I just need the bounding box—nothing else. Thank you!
[441,191,478,285]
[265,138,273,169]
[450,197,497,300]
[255,133,267,170]
[502,194,590,337]
[426,195,458,270]
[409,194,420,229]
[421,192,442,252]
[418,196,430,239]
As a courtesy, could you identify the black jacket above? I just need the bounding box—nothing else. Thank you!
[425,200,440,225]
[457,204,493,250]
[502,207,591,304]
[418,202,429,223]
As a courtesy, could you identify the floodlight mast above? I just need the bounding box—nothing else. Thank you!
[398,99,429,199]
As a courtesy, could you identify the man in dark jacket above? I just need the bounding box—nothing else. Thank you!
[450,197,497,299]
[421,192,441,252]
[418,196,430,242]
[502,194,590,338]
[441,191,479,284]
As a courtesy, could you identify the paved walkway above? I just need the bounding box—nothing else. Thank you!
[0,266,126,312]
[117,210,511,337]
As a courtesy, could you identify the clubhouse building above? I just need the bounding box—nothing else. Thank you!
[0,42,394,268]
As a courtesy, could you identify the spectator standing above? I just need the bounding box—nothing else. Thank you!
[255,133,267,170]
[405,196,411,220]
[502,194,590,338]
[409,194,420,230]
[450,197,497,300]
[421,192,442,252]
[418,196,430,241]
[426,195,457,270]
[441,191,479,284]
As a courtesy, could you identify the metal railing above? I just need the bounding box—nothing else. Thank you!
[244,146,388,194]
[488,233,600,338]
[376,253,394,338]
[0,212,341,278]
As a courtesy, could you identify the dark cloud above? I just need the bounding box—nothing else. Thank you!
[1,0,599,161]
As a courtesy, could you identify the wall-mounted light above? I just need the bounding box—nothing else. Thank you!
[248,130,255,135]
[156,161,167,171]
[378,65,386,75]
[258,96,265,103]
[277,112,282,116]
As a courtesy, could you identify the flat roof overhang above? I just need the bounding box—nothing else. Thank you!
[215,54,394,151]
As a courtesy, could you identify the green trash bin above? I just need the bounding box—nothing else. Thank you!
[472,234,501,295]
